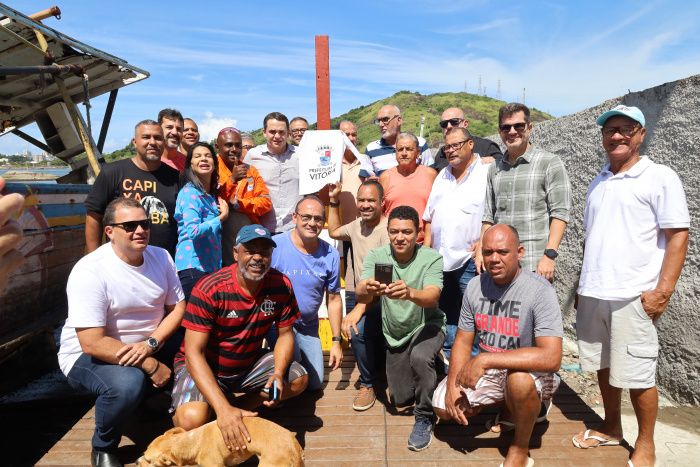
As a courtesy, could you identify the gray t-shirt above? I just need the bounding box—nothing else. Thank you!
[459,269,563,352]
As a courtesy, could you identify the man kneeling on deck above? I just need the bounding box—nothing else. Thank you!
[357,205,446,452]
[170,224,308,452]
[432,224,563,467]
[58,197,186,467]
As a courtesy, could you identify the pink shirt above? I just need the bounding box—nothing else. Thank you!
[382,164,435,243]
[161,150,186,173]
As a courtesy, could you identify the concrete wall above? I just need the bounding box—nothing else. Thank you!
[516,74,700,403]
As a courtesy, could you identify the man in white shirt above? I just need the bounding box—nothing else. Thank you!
[424,127,489,361]
[58,197,185,467]
[572,105,689,467]
[246,112,300,234]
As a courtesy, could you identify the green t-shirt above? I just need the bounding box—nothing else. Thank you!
[361,244,445,348]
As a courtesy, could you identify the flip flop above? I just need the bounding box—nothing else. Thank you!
[499,457,534,467]
[571,429,622,449]
[486,411,515,433]
[536,398,552,424]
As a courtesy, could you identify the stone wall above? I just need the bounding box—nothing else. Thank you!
[517,74,700,403]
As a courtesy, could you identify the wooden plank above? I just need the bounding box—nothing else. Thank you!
[35,365,631,467]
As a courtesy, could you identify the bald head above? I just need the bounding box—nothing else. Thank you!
[377,104,402,143]
[216,128,242,166]
[482,224,523,285]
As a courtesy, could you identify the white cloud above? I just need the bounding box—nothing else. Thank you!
[187,74,205,82]
[197,112,238,142]
[436,18,519,35]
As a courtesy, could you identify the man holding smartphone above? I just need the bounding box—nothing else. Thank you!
[356,205,445,452]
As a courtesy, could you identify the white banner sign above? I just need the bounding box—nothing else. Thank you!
[297,130,375,195]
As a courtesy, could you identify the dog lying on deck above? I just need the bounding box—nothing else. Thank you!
[137,417,304,467]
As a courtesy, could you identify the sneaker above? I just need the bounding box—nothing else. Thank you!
[407,416,434,451]
[352,386,376,411]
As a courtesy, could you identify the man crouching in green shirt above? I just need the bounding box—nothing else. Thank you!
[356,205,445,452]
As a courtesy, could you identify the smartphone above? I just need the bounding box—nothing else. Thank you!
[268,380,280,402]
[374,263,393,285]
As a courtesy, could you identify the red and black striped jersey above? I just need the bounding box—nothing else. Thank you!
[175,264,299,377]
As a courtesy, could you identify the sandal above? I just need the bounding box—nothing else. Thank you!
[572,429,622,449]
[486,411,515,433]
[487,399,552,433]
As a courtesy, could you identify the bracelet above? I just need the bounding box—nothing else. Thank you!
[332,336,342,342]
[329,201,340,207]
[145,360,160,376]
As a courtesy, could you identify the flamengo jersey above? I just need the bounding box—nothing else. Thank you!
[176,264,299,377]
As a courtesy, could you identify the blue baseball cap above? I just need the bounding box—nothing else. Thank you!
[596,105,645,127]
[235,224,276,247]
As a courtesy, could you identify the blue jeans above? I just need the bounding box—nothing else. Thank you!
[293,330,325,391]
[347,298,383,388]
[178,268,207,302]
[66,354,147,452]
[266,326,325,391]
[440,258,478,360]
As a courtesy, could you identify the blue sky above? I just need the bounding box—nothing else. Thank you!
[2,0,699,155]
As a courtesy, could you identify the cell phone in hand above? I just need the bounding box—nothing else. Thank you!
[268,380,280,402]
[374,263,393,285]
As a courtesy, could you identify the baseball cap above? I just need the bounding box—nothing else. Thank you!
[596,105,645,127]
[235,224,276,247]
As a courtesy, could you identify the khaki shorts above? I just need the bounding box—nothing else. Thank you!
[432,369,560,411]
[576,295,658,389]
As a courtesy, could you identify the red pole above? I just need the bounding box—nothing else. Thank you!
[315,35,330,130]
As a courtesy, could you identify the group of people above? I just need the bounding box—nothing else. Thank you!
[44,101,687,467]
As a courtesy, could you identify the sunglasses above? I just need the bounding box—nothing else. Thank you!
[108,219,151,232]
[499,122,528,133]
[439,118,463,129]
[373,115,399,126]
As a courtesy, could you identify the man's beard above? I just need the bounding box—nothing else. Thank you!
[241,262,270,281]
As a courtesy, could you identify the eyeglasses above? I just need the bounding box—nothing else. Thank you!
[443,139,471,152]
[242,144,254,150]
[373,115,399,126]
[297,213,324,224]
[439,118,464,129]
[108,219,151,232]
[499,122,528,133]
[290,128,307,135]
[601,125,640,137]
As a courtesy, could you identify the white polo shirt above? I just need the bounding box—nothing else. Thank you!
[423,156,489,271]
[577,156,689,300]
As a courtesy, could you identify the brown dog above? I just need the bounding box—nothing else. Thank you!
[137,417,304,467]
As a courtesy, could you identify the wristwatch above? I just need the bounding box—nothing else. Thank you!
[146,336,160,352]
[332,336,342,343]
[329,201,340,207]
[543,249,559,260]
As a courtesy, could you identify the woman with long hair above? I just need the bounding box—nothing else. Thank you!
[174,142,229,300]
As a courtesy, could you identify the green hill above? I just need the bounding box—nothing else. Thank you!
[104,91,553,159]
[249,90,553,152]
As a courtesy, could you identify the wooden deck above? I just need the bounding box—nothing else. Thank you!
[35,350,633,466]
